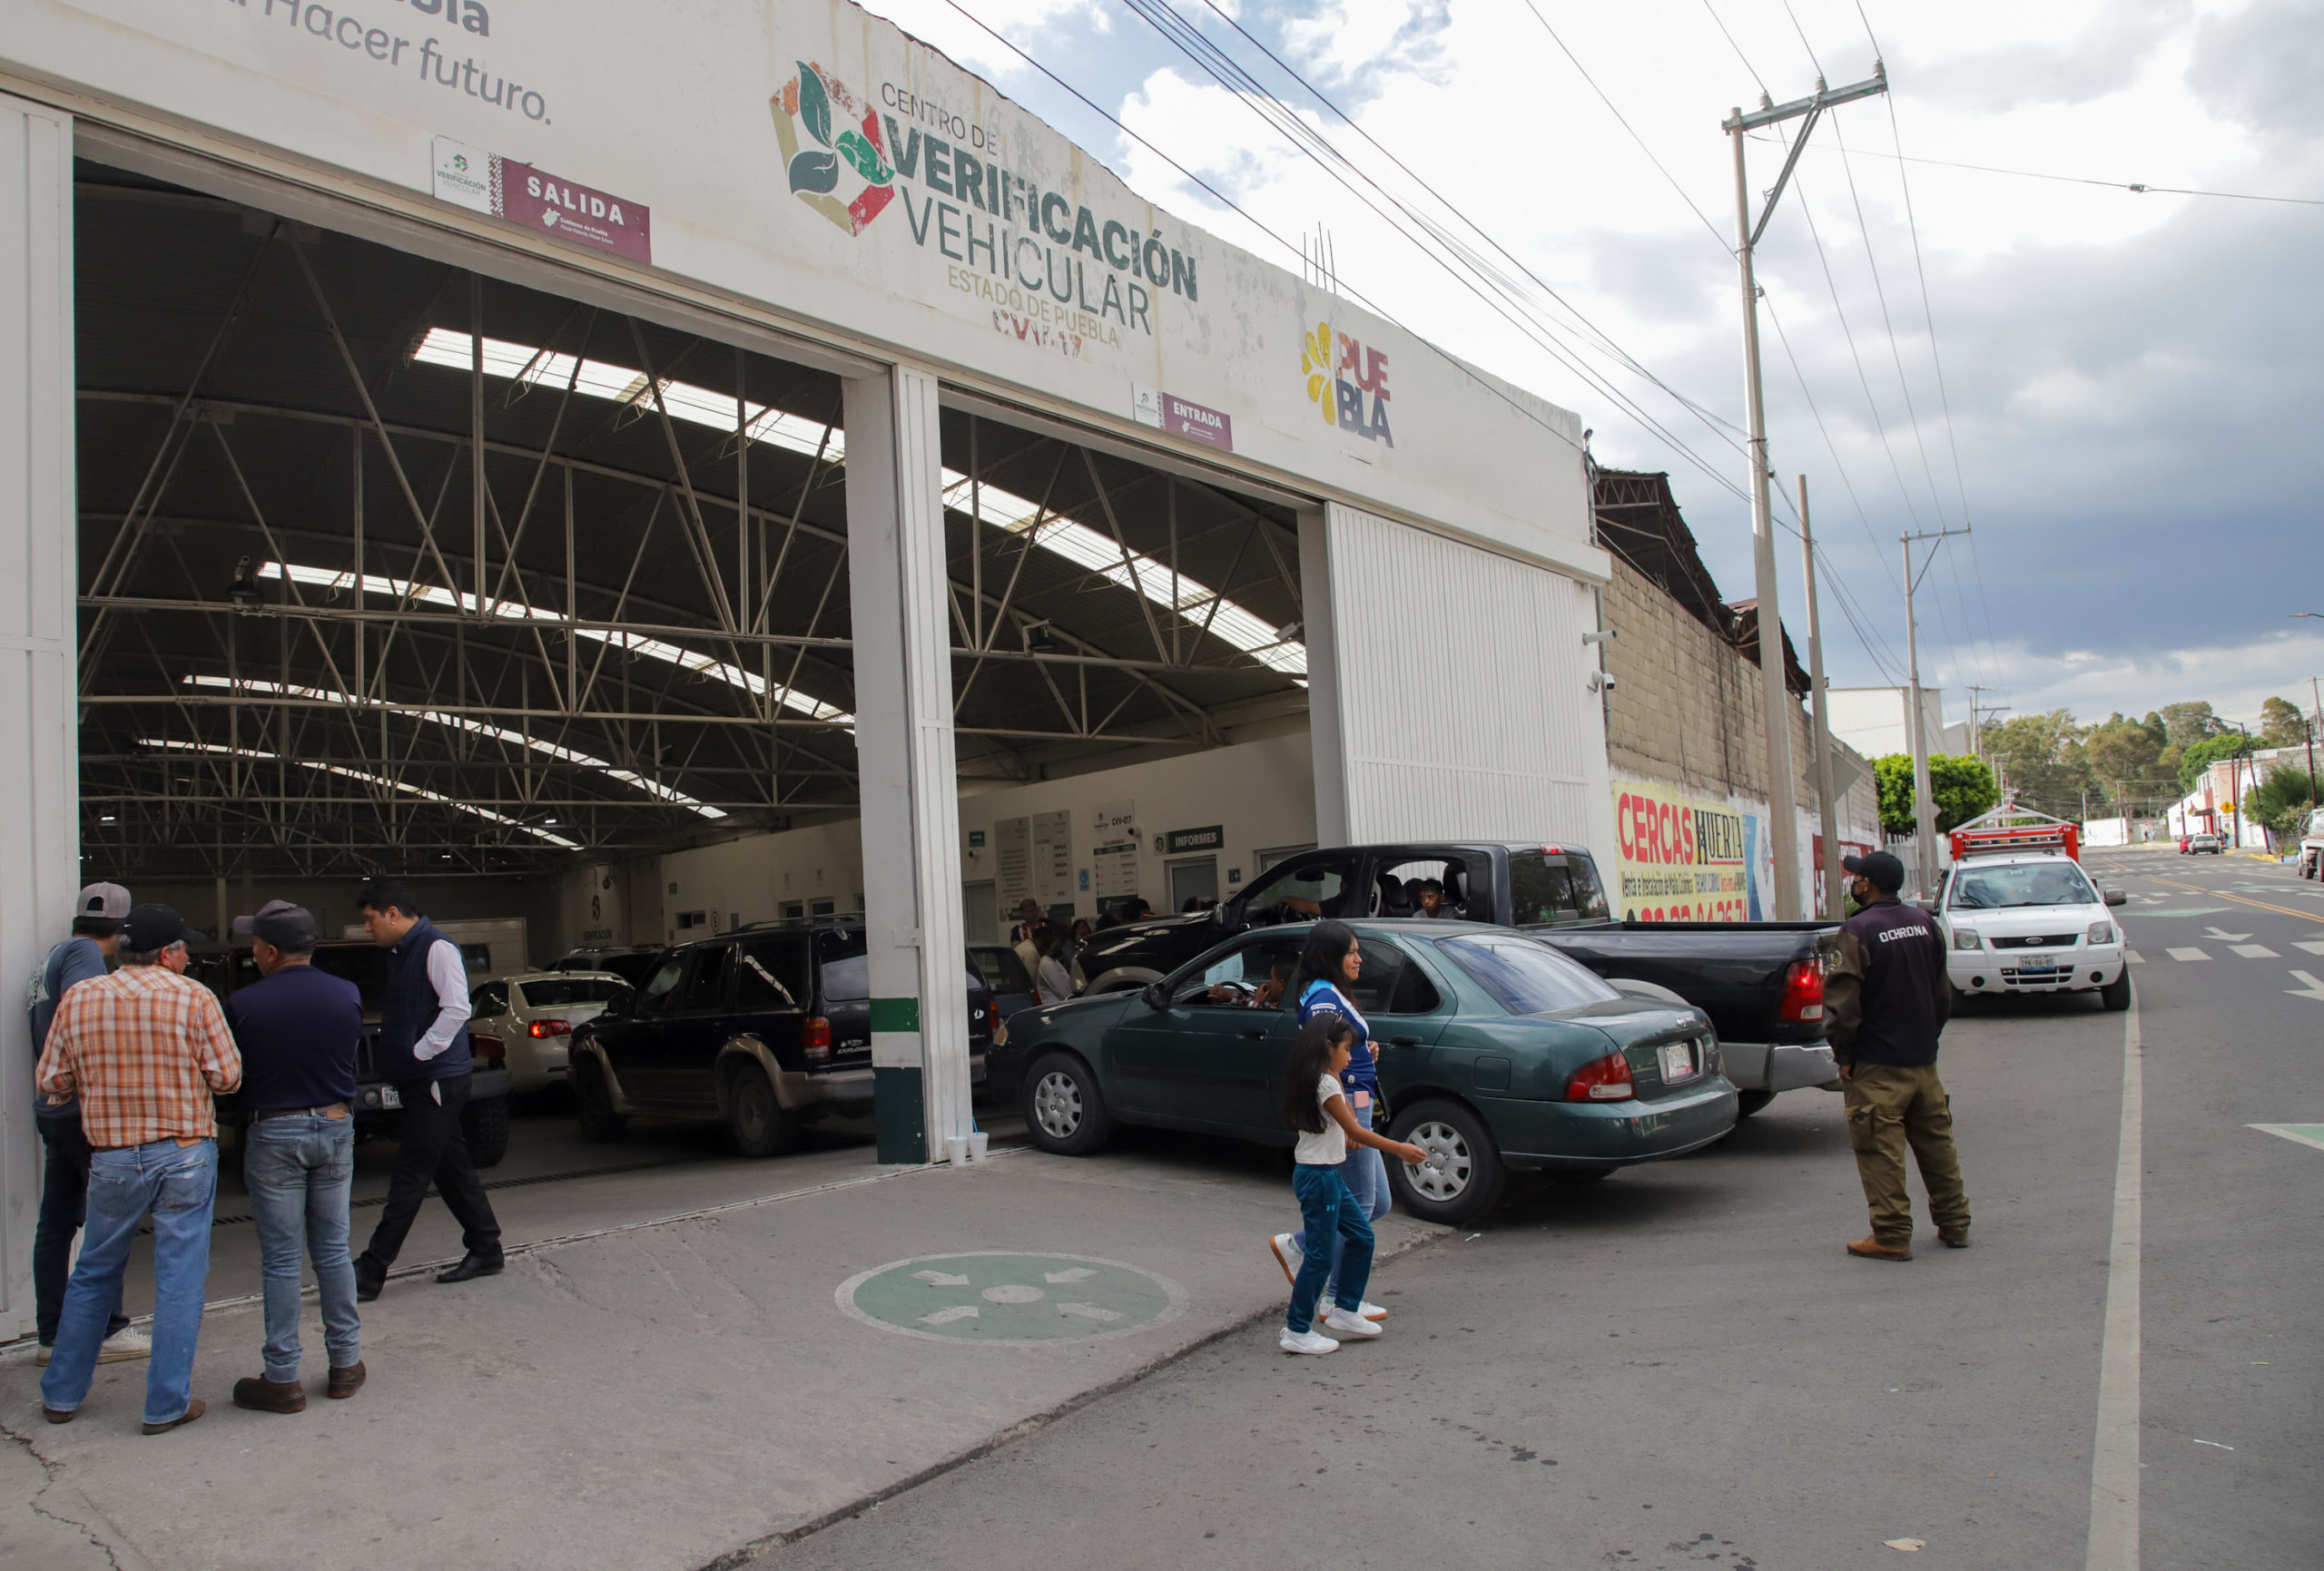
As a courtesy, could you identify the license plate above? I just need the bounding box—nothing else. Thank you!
[1657,1041,1696,1081]
[2020,953,2053,969]
[379,1085,401,1110]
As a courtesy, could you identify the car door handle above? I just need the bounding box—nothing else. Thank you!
[1238,1027,1266,1039]
[1389,1036,1423,1048]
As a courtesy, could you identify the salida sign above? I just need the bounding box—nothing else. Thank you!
[769,60,1204,362]
[1611,779,1763,922]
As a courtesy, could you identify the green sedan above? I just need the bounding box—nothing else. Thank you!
[991,920,1738,1223]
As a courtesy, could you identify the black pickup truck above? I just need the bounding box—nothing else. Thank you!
[1070,840,1841,1114]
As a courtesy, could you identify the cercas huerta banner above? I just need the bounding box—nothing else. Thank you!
[1610,778,1771,923]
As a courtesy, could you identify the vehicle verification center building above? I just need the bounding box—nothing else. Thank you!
[0,0,1618,1335]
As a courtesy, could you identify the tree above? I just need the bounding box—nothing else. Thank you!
[2083,712,2166,797]
[2244,765,2319,837]
[2154,701,2226,751]
[1874,753,2000,835]
[2178,732,2250,794]
[1983,710,2095,818]
[2259,696,2310,751]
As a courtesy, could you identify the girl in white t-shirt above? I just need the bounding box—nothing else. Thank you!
[1275,1017,1428,1356]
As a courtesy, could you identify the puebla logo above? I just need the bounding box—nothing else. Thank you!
[772,61,898,237]
[1301,321,1394,447]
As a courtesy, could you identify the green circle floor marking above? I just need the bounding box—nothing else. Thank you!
[836,1252,1187,1344]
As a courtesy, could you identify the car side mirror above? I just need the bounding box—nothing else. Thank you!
[1911,898,1936,911]
[1140,982,1167,1010]
[2103,889,2127,907]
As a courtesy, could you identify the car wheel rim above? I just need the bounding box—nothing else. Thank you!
[737,1083,769,1141]
[1033,1070,1082,1138]
[1407,1120,1472,1201]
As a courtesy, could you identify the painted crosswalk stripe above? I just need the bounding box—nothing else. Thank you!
[2249,1124,2324,1154]
[2231,944,2280,958]
[2126,950,2145,965]
[2297,940,2324,956]
[2165,947,2211,962]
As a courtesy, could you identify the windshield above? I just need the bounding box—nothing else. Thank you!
[523,977,626,1008]
[1436,935,1622,1014]
[1947,862,2098,909]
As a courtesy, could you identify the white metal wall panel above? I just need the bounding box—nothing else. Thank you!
[0,93,76,1339]
[1318,504,1614,851]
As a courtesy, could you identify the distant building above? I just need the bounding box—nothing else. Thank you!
[1827,686,1957,760]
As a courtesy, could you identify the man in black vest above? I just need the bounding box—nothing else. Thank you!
[1827,850,1971,1262]
[351,881,503,1301]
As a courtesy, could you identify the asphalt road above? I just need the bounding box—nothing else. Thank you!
[752,848,2320,1571]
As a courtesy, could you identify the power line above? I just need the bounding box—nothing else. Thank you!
[1697,0,1767,95]
[1749,136,2324,208]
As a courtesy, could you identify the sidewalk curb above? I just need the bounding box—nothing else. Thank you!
[694,1221,1457,1571]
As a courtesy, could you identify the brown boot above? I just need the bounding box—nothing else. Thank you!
[1846,1235,1914,1262]
[232,1376,308,1415]
[1938,1228,1970,1249]
[143,1398,206,1435]
[327,1361,367,1399]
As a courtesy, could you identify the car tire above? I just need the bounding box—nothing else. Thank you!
[1024,1051,1114,1155]
[572,1055,626,1144]
[461,1095,512,1169]
[1733,1089,1777,1119]
[1385,1098,1507,1225]
[2100,972,2132,1012]
[726,1061,800,1159]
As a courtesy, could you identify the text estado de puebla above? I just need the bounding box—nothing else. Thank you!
[883,119,1195,341]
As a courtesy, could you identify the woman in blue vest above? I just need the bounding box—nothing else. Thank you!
[1267,920,1390,1323]
[350,880,503,1301]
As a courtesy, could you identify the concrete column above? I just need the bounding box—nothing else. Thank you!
[843,365,970,1165]
[1296,505,1348,846]
[0,94,76,1338]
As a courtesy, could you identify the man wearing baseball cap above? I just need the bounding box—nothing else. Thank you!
[223,901,366,1413]
[36,904,241,1434]
[23,881,147,1368]
[1827,850,1971,1262]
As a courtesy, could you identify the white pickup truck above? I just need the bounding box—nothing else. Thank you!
[1929,810,2131,1012]
[2299,807,2324,880]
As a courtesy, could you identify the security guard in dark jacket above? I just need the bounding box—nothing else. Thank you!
[1827,850,1970,1261]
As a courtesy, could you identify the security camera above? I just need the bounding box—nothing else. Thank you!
[1586,671,1616,693]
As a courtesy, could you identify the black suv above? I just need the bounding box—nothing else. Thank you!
[568,918,997,1157]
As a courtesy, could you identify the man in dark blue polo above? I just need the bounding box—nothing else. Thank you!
[350,881,502,1301]
[1827,850,1970,1262]
[224,901,366,1412]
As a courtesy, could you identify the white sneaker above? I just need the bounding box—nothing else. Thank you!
[97,1326,152,1364]
[1322,1307,1383,1339]
[1268,1232,1305,1284]
[1279,1328,1339,1356]
[34,1345,52,1367]
[1316,1299,1388,1322]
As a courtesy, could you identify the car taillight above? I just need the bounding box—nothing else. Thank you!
[985,998,1000,1035]
[1566,1050,1635,1102]
[1778,958,1826,1023]
[803,1016,832,1062]
[527,1018,573,1039]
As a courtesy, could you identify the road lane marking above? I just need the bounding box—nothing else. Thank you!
[2249,1124,2324,1154]
[2085,991,2142,1571]
[2287,970,2324,1003]
[2231,944,2280,958]
[2150,880,2322,923]
[2126,950,2145,965]
[2201,927,2254,942]
[2296,941,2324,956]
[2164,948,2211,962]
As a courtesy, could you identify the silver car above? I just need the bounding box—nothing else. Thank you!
[467,971,633,1094]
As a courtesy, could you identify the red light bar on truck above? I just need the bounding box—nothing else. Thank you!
[1949,822,2081,863]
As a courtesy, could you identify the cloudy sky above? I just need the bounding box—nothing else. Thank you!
[865,0,2323,734]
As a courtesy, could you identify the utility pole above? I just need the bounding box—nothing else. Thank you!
[1797,476,1840,918]
[2308,673,2320,803]
[1902,525,1969,897]
[1963,682,1995,759]
[1725,64,1886,919]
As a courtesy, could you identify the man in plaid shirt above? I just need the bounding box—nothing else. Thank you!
[34,905,241,1435]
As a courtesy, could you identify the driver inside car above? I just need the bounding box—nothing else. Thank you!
[1207,957,1293,1009]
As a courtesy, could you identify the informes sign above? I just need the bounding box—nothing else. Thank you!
[1610,779,1771,923]
[1166,825,1224,855]
[430,138,651,263]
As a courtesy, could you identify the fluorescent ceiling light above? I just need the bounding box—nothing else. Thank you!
[179,675,724,820]
[252,561,851,725]
[413,329,1306,678]
[138,735,583,849]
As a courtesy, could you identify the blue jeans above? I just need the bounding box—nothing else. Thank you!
[1287,1164,1374,1332]
[246,1114,360,1381]
[41,1138,216,1426]
[34,1105,131,1346]
[1324,1105,1392,1302]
